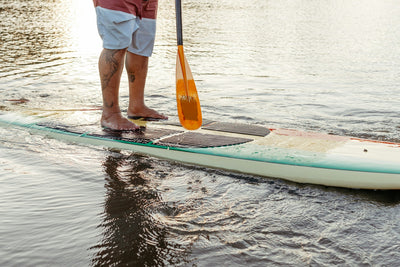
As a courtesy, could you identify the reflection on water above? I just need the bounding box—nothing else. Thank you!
[91,152,189,266]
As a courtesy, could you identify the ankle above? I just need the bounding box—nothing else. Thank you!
[102,110,122,120]
[128,104,146,114]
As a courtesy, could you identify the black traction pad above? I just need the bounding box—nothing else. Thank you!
[155,132,253,148]
[163,119,214,127]
[202,121,270,137]
[38,123,182,144]
[89,128,181,144]
[164,120,270,137]
[38,122,254,148]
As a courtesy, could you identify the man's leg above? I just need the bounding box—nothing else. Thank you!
[99,48,139,130]
[125,51,167,119]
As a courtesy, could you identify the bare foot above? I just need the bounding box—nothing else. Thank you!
[101,112,139,131]
[127,106,168,120]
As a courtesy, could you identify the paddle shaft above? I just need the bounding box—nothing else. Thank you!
[175,0,183,46]
[175,0,189,96]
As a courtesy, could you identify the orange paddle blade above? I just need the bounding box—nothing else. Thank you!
[176,45,202,130]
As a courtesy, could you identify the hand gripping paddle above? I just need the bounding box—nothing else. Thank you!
[175,0,202,130]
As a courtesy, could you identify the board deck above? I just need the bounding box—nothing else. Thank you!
[1,114,400,190]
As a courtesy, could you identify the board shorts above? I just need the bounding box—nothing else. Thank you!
[95,2,157,57]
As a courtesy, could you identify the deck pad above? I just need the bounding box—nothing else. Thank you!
[38,122,253,148]
[156,132,252,148]
[202,121,270,136]
[163,120,270,137]
[89,128,180,144]
[38,123,181,144]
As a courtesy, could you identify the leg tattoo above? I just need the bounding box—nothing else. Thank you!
[100,49,121,90]
[128,73,136,83]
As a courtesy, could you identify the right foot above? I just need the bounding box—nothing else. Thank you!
[127,106,168,120]
[101,112,139,131]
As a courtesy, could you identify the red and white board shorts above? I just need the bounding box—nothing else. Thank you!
[95,1,157,57]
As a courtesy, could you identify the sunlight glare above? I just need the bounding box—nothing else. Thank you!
[70,0,101,55]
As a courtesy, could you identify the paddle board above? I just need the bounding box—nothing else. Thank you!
[1,114,400,190]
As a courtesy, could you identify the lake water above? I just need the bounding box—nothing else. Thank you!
[1,0,400,266]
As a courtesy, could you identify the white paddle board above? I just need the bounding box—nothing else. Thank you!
[1,114,399,190]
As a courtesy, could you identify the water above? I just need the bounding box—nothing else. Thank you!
[1,0,400,265]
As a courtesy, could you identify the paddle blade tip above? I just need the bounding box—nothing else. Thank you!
[178,96,202,130]
[180,96,199,121]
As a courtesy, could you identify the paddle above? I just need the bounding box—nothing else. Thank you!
[175,0,202,130]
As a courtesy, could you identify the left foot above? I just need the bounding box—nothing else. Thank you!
[127,106,168,120]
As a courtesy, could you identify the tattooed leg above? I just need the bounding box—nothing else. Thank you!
[99,48,139,130]
[126,51,167,120]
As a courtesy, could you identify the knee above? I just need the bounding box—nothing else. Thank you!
[100,48,128,62]
[125,52,149,73]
